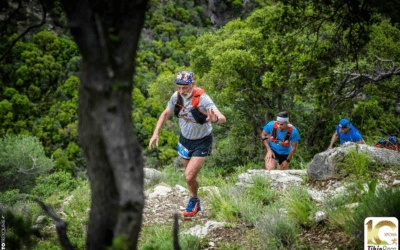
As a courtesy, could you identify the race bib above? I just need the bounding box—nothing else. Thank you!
[178,142,190,159]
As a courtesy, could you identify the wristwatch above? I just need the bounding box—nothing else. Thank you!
[286,159,291,163]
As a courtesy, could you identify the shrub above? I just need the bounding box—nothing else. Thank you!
[323,188,358,230]
[138,223,203,250]
[257,201,301,248]
[31,171,82,198]
[2,210,41,250]
[0,134,54,192]
[282,186,318,228]
[246,176,278,205]
[55,156,74,174]
[338,147,381,180]
[344,187,400,246]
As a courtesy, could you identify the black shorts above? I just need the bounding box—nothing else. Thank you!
[178,133,213,159]
[270,149,289,165]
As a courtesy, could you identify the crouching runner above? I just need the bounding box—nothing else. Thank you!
[261,111,300,170]
[149,71,226,217]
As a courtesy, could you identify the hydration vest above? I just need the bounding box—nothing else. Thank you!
[270,122,293,147]
[174,86,208,124]
[375,140,398,150]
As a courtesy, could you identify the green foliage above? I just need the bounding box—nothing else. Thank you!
[0,134,54,192]
[0,189,22,205]
[3,210,41,250]
[138,223,203,250]
[356,176,378,200]
[159,148,177,165]
[282,186,317,228]
[345,187,400,246]
[52,148,63,159]
[338,148,380,180]
[322,188,359,230]
[247,176,277,205]
[257,201,301,248]
[66,142,80,161]
[33,31,61,58]
[31,171,83,198]
[55,156,74,174]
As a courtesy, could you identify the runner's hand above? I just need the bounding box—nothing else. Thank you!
[206,108,217,122]
[279,160,289,170]
[265,151,275,163]
[149,135,159,149]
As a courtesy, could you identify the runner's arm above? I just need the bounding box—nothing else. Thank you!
[328,132,339,150]
[149,108,172,149]
[286,141,298,161]
[213,109,226,124]
[261,130,272,151]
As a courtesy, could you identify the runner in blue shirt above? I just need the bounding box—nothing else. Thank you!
[261,111,300,170]
[327,119,365,150]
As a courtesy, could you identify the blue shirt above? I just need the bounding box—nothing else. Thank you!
[263,121,300,155]
[335,125,363,145]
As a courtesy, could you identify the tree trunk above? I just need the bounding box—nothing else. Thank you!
[60,0,149,249]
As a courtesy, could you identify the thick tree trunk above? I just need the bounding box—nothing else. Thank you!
[60,0,149,249]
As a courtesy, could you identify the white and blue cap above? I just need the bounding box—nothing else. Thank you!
[175,71,195,85]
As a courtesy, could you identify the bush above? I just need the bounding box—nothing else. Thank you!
[31,171,83,198]
[138,223,203,250]
[0,134,54,192]
[257,201,301,248]
[344,187,400,247]
[54,156,74,174]
[338,148,382,180]
[282,186,318,228]
[2,210,41,250]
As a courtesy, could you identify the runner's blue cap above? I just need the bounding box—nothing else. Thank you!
[339,119,351,128]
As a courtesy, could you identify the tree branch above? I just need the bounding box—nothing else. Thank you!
[0,0,47,62]
[36,199,75,250]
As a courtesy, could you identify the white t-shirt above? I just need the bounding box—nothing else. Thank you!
[167,91,218,140]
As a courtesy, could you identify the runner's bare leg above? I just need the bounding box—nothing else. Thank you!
[182,157,206,197]
[265,158,278,170]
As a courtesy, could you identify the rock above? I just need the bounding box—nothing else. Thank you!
[181,220,226,238]
[308,142,400,180]
[345,203,359,209]
[393,180,400,186]
[144,168,163,183]
[31,224,42,230]
[174,184,187,193]
[63,195,74,205]
[148,185,172,198]
[59,211,67,217]
[209,242,215,247]
[236,169,306,190]
[35,215,46,224]
[312,211,328,223]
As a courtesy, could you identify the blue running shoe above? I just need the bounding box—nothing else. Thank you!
[183,196,201,217]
